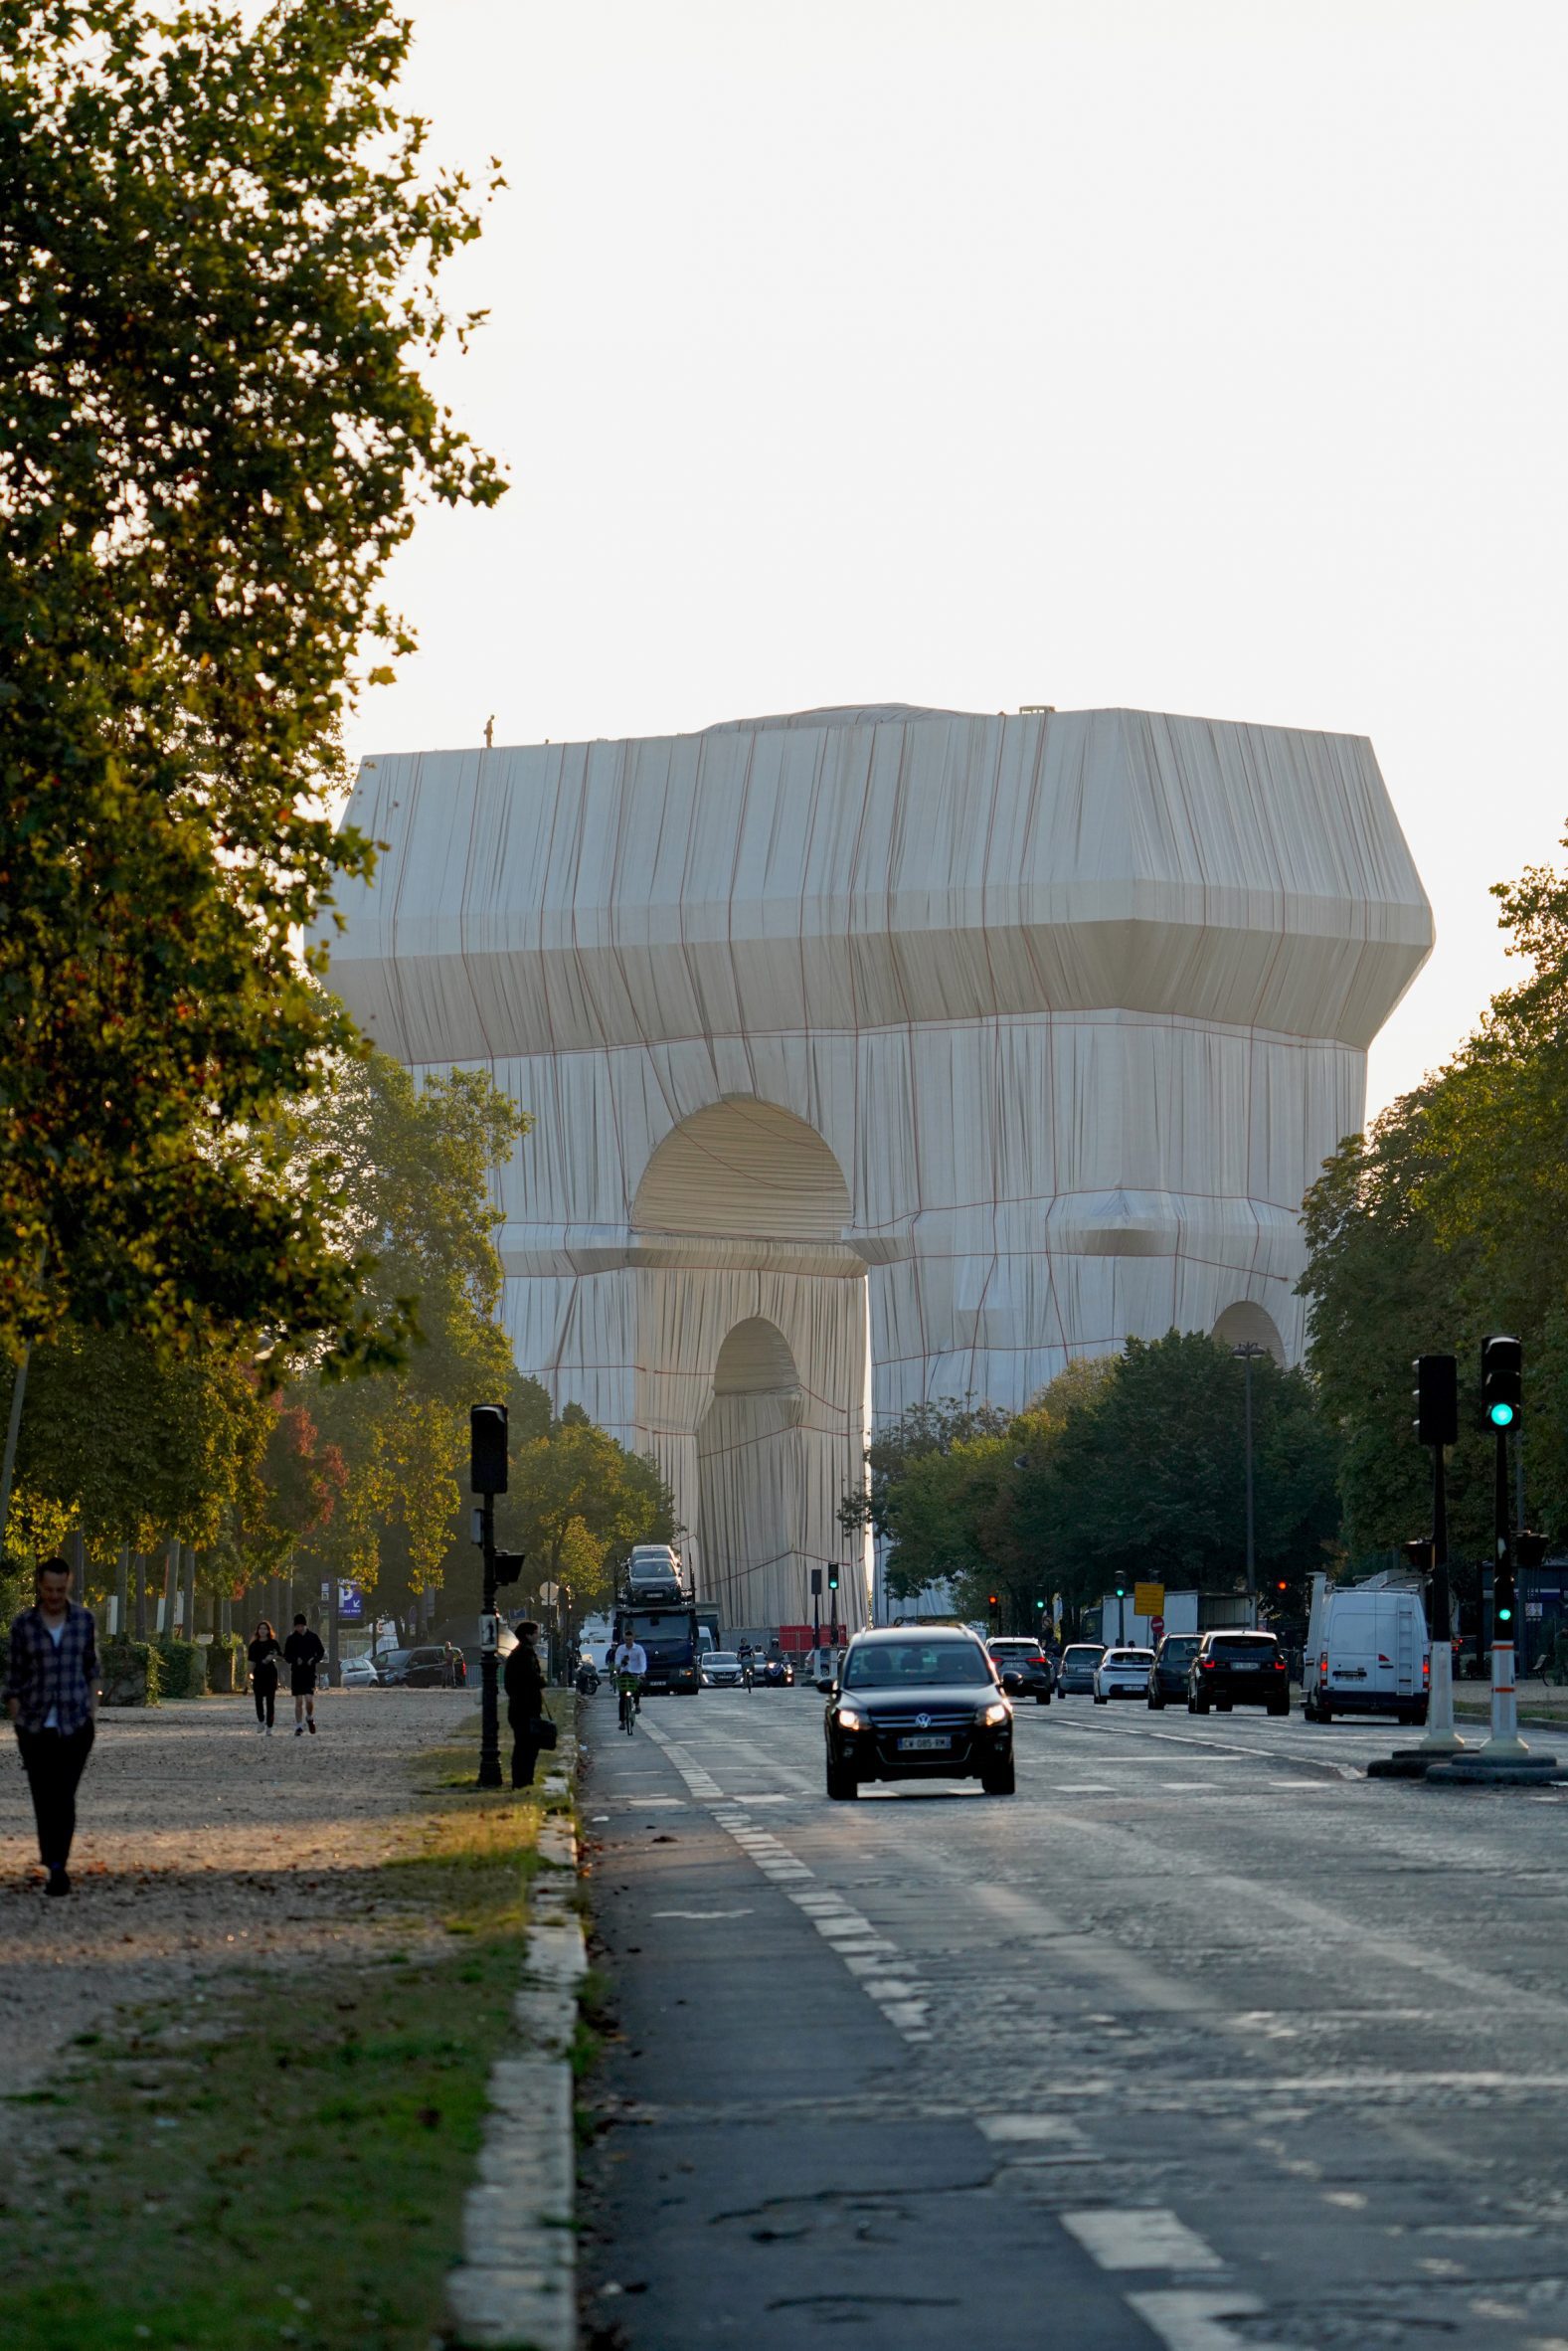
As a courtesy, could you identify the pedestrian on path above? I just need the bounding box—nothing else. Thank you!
[503,1620,546,1789]
[4,1555,98,1898]
[248,1620,281,1735]
[283,1614,325,1736]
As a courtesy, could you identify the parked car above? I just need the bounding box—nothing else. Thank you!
[702,1651,745,1688]
[1056,1642,1106,1696]
[1187,1630,1291,1716]
[760,1656,795,1688]
[1094,1646,1155,1703]
[823,1628,1014,1799]
[1305,1585,1429,1724]
[379,1646,452,1690]
[986,1638,1054,1704]
[339,1654,380,1688]
[372,1648,413,1686]
[1146,1632,1203,1709]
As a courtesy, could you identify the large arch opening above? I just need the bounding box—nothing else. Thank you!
[696,1317,805,1640]
[633,1099,851,1240]
[1211,1300,1286,1368]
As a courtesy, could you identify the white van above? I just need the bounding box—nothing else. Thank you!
[1305,1585,1428,1724]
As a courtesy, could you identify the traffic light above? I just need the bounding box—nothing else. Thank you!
[1481,1335,1522,1431]
[1034,1596,1046,1613]
[1276,1578,1290,1593]
[1516,1531,1550,1571]
[493,1550,526,1586]
[987,1592,999,1614]
[827,1567,840,1592]
[1115,1579,1126,1598]
[1403,1538,1433,1573]
[1494,1551,1516,1635]
[470,1403,508,1494]
[1412,1355,1458,1448]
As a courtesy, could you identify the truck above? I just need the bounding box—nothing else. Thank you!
[614,1594,702,1697]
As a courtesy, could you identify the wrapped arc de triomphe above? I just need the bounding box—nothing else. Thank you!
[321,703,1433,1641]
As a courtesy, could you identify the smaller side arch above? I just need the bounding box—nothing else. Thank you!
[1211,1300,1286,1368]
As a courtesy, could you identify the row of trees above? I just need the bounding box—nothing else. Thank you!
[1300,836,1568,1563]
[858,1333,1342,1630]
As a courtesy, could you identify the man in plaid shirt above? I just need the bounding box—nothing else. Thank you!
[5,1556,98,1897]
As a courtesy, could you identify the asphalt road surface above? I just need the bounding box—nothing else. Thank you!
[578,1685,1568,2351]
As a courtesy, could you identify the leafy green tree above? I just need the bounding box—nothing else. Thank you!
[0,0,503,1364]
[1019,1332,1340,1604]
[489,1405,677,1619]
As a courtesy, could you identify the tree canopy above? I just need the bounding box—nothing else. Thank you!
[1300,832,1568,1558]
[0,0,503,1365]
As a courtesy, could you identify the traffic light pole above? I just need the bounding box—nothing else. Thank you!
[1481,1428,1528,1763]
[1419,1439,1465,1757]
[478,1491,502,1789]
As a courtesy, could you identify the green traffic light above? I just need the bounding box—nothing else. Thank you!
[1497,1603,1514,1623]
[1488,1401,1516,1428]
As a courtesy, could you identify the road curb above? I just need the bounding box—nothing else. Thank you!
[448,1727,583,2351]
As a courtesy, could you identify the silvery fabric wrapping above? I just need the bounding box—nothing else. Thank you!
[319,705,1432,1634]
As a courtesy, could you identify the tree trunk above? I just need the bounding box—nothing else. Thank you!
[133,1553,147,1640]
[182,1542,197,1643]
[160,1538,178,1636]
[115,1544,129,1640]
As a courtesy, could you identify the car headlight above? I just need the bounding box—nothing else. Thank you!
[978,1700,1009,1726]
[835,1705,868,1731]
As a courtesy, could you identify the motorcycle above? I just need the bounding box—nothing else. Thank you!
[575,1662,601,1696]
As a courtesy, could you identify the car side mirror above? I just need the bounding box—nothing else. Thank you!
[818,1678,837,1696]
[1001,1672,1023,1694]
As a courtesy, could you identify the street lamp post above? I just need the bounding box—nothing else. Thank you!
[1232,1343,1267,1629]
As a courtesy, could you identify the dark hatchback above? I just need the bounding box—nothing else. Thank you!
[1146,1632,1202,1708]
[1056,1643,1106,1696]
[824,1630,1015,1800]
[986,1638,1053,1704]
[1187,1630,1291,1716]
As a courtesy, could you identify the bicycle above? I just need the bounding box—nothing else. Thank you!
[617,1674,640,1734]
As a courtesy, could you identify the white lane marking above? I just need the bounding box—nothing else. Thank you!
[1062,2209,1224,2272]
[649,1907,754,1919]
[1126,2290,1266,2349]
[980,2114,1088,2146]
[1054,1783,1117,1793]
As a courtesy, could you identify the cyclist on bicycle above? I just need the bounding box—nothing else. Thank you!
[611,1633,647,1727]
[738,1639,756,1693]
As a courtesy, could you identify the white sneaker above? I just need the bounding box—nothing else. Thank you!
[293,1723,304,1737]
[265,1724,273,1737]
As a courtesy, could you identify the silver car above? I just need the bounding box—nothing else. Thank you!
[702,1651,745,1688]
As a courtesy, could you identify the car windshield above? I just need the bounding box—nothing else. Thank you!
[629,1614,691,1647]
[1161,1638,1201,1660]
[1212,1637,1279,1659]
[1105,1650,1154,1666]
[707,1653,739,1667]
[843,1642,991,1689]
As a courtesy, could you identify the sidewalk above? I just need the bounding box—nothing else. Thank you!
[1453,1678,1568,1728]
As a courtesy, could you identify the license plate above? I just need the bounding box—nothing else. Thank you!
[1234,1663,1260,1672]
[899,1734,951,1751]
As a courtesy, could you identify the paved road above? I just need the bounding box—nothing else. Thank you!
[578,1687,1568,2350]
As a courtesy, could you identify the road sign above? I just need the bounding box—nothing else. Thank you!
[1150,1615,1165,1640]
[1133,1581,1165,1619]
[337,1582,364,1622]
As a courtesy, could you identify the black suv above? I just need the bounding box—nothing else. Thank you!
[986,1638,1053,1705]
[1146,1632,1202,1708]
[824,1630,1015,1799]
[1187,1630,1290,1716]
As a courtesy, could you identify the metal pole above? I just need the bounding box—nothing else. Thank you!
[1420,1439,1465,1755]
[328,1574,340,1689]
[478,1493,502,1787]
[1482,1425,1528,1759]
[1243,1349,1257,1628]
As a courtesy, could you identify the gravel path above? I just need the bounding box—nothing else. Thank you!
[0,1689,478,2097]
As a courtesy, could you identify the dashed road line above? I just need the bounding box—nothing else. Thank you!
[1062,2208,1224,2272]
[1126,2289,1267,2350]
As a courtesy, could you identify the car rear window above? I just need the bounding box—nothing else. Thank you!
[1105,1649,1154,1666]
[1062,1646,1104,1665]
[1160,1637,1201,1660]
[1211,1637,1280,1660]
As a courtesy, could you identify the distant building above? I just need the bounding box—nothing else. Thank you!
[322,703,1432,1634]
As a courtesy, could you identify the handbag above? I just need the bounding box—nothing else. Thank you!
[533,1717,559,1750]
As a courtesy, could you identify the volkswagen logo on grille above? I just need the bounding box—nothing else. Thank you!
[915,1711,931,1728]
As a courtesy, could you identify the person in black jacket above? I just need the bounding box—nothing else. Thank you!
[502,1620,546,1789]
[248,1620,281,1736]
[283,1614,325,1737]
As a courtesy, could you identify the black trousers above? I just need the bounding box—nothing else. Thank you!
[509,1719,540,1788]
[253,1678,276,1725]
[17,1720,95,1871]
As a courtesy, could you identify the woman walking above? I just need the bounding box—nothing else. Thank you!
[248,1620,280,1736]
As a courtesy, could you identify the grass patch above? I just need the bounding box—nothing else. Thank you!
[0,1704,572,2351]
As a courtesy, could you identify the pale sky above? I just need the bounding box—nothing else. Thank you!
[350,0,1568,1122]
